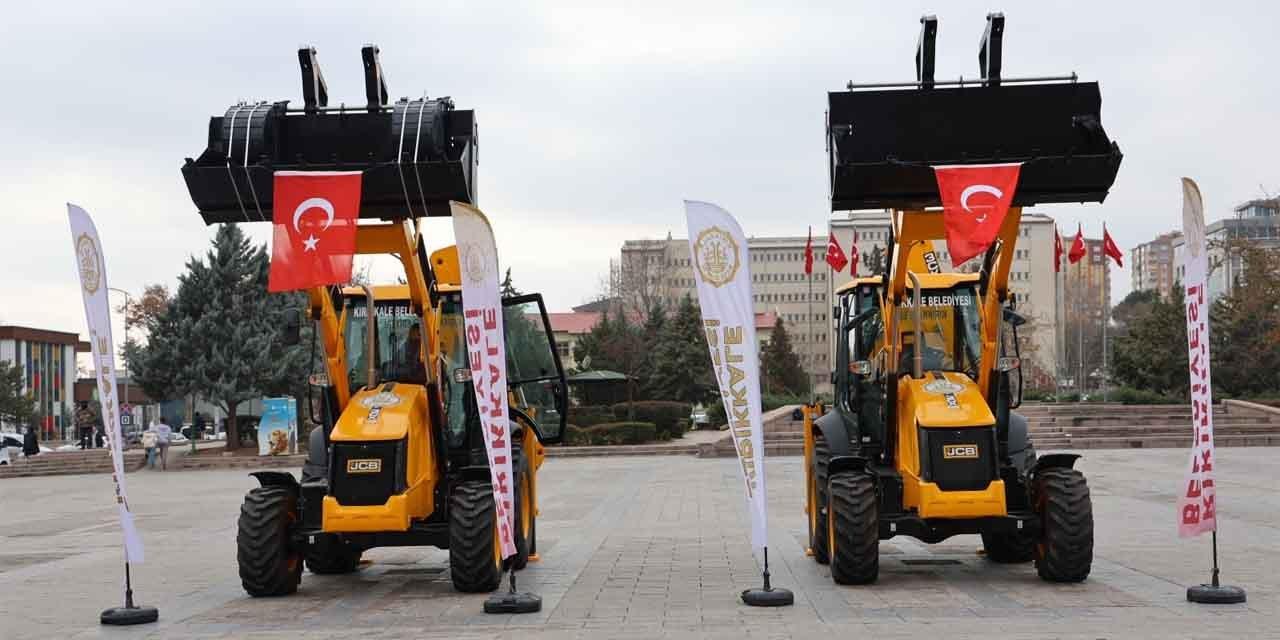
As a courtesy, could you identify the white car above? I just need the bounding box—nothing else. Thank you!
[0,432,54,464]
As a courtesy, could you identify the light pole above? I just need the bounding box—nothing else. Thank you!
[107,288,132,431]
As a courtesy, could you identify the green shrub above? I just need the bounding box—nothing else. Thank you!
[611,401,691,439]
[588,421,657,445]
[564,424,588,446]
[1109,386,1182,405]
[568,405,616,427]
[562,422,659,446]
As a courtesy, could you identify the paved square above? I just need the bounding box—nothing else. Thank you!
[1,448,1276,639]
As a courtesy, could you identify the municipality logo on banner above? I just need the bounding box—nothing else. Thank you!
[685,200,768,551]
[68,203,145,564]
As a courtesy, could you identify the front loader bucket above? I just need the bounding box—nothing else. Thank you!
[828,81,1122,211]
[180,46,477,224]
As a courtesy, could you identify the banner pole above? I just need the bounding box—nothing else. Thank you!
[808,267,815,402]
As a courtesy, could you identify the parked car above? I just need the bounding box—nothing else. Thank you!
[0,432,53,462]
[689,408,710,429]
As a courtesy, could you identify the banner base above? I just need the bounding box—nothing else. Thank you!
[742,587,794,607]
[1187,584,1246,605]
[100,606,158,626]
[484,570,542,614]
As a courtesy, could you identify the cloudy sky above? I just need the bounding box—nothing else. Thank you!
[2,0,1277,347]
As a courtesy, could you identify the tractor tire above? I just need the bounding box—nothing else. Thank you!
[827,471,879,585]
[304,534,362,574]
[449,481,503,592]
[809,436,832,564]
[981,529,1036,563]
[1034,468,1093,582]
[236,486,302,597]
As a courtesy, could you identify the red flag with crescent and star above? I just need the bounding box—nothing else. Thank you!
[268,171,362,292]
[1102,224,1124,267]
[849,229,859,277]
[825,231,848,273]
[804,226,814,275]
[933,163,1022,265]
[1054,226,1064,273]
[1068,223,1087,264]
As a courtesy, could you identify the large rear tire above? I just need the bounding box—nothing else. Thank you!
[1034,468,1093,582]
[237,486,302,597]
[982,529,1036,563]
[304,534,362,574]
[827,472,879,585]
[449,481,503,592]
[809,436,831,564]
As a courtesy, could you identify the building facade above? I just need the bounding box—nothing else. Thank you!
[619,237,834,391]
[828,210,1061,389]
[1061,235,1112,392]
[1173,198,1280,302]
[0,326,88,437]
[1131,231,1181,299]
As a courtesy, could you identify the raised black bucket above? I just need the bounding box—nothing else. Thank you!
[180,46,477,224]
[828,80,1122,211]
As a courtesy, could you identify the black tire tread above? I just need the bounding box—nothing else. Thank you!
[449,481,502,592]
[236,486,302,597]
[1035,468,1094,582]
[828,472,879,585]
[811,435,831,564]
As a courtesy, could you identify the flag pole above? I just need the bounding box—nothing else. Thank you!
[809,257,815,403]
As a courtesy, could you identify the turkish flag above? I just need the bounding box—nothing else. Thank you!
[849,229,859,277]
[1054,226,1064,273]
[268,171,362,292]
[933,163,1022,265]
[804,226,814,275]
[826,231,848,272]
[1102,224,1124,267]
[1068,223,1087,264]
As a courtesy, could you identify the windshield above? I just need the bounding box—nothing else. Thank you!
[440,294,470,447]
[344,298,426,392]
[896,284,983,378]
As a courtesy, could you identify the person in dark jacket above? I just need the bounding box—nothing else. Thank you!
[22,427,39,457]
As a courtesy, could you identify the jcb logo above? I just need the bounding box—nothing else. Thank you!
[943,444,979,459]
[347,459,382,474]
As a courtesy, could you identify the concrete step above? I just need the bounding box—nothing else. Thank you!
[549,444,699,458]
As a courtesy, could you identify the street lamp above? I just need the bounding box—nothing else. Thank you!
[107,288,132,430]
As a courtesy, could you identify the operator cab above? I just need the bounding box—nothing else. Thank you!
[341,287,429,391]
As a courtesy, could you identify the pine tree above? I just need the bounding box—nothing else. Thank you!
[761,318,808,396]
[635,301,667,399]
[1112,286,1188,399]
[0,360,35,429]
[127,224,311,449]
[649,295,715,404]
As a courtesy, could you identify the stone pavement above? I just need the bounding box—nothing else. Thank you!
[1,449,1276,639]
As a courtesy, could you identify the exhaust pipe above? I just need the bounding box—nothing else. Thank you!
[361,284,378,389]
[908,272,923,379]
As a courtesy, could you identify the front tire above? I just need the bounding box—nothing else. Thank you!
[828,472,879,585]
[1035,468,1093,582]
[237,486,302,597]
[809,435,831,564]
[449,481,503,592]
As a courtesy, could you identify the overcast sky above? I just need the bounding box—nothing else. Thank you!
[2,1,1278,348]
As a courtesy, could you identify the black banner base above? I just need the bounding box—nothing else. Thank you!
[484,591,542,614]
[101,606,159,626]
[1187,584,1247,604]
[742,587,794,607]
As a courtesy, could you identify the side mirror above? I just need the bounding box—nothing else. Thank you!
[282,308,301,346]
[1002,308,1027,328]
[849,360,872,377]
[997,356,1021,372]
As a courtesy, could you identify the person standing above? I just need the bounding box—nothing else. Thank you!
[22,426,40,457]
[154,417,173,471]
[141,424,158,469]
[193,412,206,441]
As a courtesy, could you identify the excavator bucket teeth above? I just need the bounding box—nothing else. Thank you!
[828,81,1122,211]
